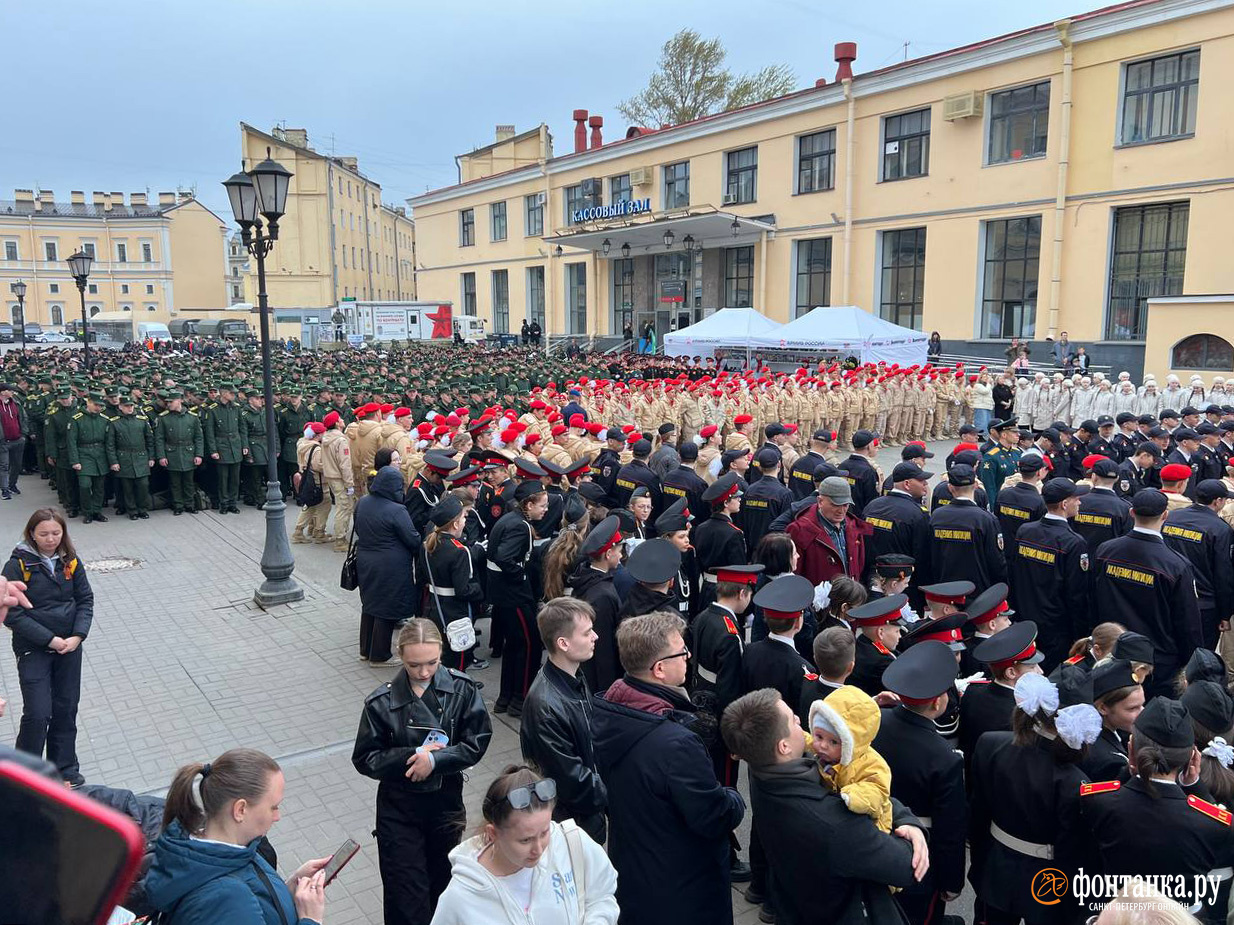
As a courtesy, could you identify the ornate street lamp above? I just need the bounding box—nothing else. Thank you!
[620,242,631,259]
[731,218,741,237]
[10,280,27,350]
[601,238,611,256]
[66,249,94,370]
[682,234,695,253]
[663,228,675,250]
[222,148,303,608]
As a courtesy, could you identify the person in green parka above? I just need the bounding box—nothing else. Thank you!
[155,391,204,516]
[238,392,271,508]
[45,390,79,515]
[205,382,243,514]
[67,392,111,524]
[106,395,155,520]
[277,387,313,500]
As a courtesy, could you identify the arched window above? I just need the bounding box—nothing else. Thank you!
[89,305,100,317]
[8,305,19,324]
[50,305,63,326]
[1172,334,1234,370]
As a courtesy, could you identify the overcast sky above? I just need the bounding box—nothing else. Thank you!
[2,0,1086,218]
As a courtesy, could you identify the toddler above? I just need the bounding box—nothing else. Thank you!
[808,685,893,833]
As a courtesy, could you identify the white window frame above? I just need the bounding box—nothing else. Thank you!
[116,242,128,263]
[3,240,18,261]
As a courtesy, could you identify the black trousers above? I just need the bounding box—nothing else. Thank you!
[1,437,24,490]
[279,459,297,497]
[360,611,398,663]
[375,779,465,925]
[16,647,83,781]
[496,596,541,705]
[897,887,945,925]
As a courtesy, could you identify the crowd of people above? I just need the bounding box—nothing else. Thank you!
[3,337,1234,925]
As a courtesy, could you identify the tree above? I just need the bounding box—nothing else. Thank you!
[617,30,796,128]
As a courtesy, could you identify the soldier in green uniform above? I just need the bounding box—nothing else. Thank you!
[978,419,1021,500]
[205,382,243,514]
[67,391,110,523]
[277,385,313,499]
[238,390,270,507]
[155,390,204,515]
[27,377,51,481]
[106,395,155,520]
[45,388,80,515]
[100,386,123,513]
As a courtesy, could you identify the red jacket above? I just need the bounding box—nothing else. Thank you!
[785,504,871,585]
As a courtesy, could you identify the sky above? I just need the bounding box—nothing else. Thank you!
[2,0,1089,218]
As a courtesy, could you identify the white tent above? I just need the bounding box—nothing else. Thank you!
[662,307,781,358]
[749,306,928,366]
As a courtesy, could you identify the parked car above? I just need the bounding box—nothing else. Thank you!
[40,331,74,343]
[21,322,44,342]
[0,323,13,343]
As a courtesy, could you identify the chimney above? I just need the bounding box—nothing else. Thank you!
[815,77,828,88]
[339,156,358,171]
[158,191,176,207]
[572,109,589,154]
[835,42,857,82]
[70,191,85,206]
[111,191,126,210]
[38,190,55,212]
[92,191,108,211]
[178,191,193,203]
[588,115,604,149]
[15,189,34,210]
[131,192,148,209]
[495,124,516,143]
[281,127,308,148]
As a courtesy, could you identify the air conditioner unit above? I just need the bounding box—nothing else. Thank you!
[629,166,652,186]
[722,193,738,205]
[942,91,983,121]
[535,191,546,206]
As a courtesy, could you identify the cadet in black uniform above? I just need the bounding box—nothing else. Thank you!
[1008,478,1092,672]
[879,442,933,493]
[654,499,698,621]
[958,621,1045,776]
[874,641,966,925]
[739,448,792,555]
[662,441,709,524]
[862,461,933,591]
[611,438,662,515]
[837,429,880,517]
[957,582,1013,678]
[847,594,909,697]
[406,451,456,537]
[590,429,625,505]
[1216,421,1234,471]
[898,610,968,744]
[994,455,1047,555]
[695,473,748,611]
[1087,414,1119,460]
[1195,422,1224,482]
[1112,412,1141,461]
[1080,658,1140,784]
[1165,427,1203,500]
[1093,488,1203,699]
[567,516,624,693]
[1116,441,1161,499]
[1160,479,1234,650]
[1081,697,1234,924]
[420,495,486,673]
[933,448,989,511]
[617,538,682,622]
[929,464,1007,594]
[1073,456,1133,550]
[788,429,836,501]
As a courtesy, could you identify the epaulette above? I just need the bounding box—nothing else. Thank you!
[722,615,739,635]
[189,408,199,416]
[986,448,1000,455]
[72,412,83,419]
[1188,794,1232,825]
[365,682,393,703]
[135,414,148,422]
[1080,780,1120,796]
[159,410,169,416]
[1064,653,1086,665]
[448,667,475,684]
[803,668,819,681]
[450,538,466,549]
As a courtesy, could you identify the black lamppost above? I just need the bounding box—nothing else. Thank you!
[9,280,26,350]
[223,148,303,608]
[66,250,93,371]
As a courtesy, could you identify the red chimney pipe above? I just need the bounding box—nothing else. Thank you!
[835,42,857,82]
[588,114,604,149]
[815,77,828,88]
[572,109,589,153]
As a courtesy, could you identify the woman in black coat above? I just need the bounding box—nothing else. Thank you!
[1,508,94,786]
[354,466,422,666]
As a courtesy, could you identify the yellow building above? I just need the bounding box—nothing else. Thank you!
[410,0,1234,378]
[0,189,228,327]
[239,124,416,310]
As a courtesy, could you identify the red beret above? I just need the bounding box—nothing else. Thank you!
[700,424,718,438]
[445,414,462,427]
[551,424,568,437]
[1081,454,1103,470]
[323,411,340,428]
[530,399,547,410]
[570,414,585,427]
[499,428,519,443]
[524,433,542,445]
[380,403,394,414]
[735,414,752,425]
[1161,463,1192,482]
[308,422,326,435]
[393,407,412,419]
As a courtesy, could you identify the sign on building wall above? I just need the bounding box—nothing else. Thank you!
[570,197,652,224]
[373,307,409,339]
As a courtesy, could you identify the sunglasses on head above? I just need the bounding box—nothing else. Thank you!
[504,778,557,810]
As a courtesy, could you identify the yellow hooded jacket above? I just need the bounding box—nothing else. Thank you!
[809,685,893,833]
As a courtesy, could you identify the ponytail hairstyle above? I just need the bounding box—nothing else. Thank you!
[1132,731,1194,798]
[1073,621,1126,662]
[396,617,443,652]
[542,518,588,602]
[479,764,556,838]
[161,748,280,834]
[424,520,456,556]
[824,576,867,620]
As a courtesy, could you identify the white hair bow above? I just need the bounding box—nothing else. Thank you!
[1014,672,1060,716]
[1204,736,1234,769]
[1055,704,1103,749]
[813,580,832,613]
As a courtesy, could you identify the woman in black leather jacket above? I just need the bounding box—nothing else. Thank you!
[352,618,492,925]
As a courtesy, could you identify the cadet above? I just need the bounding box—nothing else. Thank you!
[837,429,880,516]
[655,498,698,621]
[1160,479,1234,650]
[238,390,270,507]
[741,574,818,704]
[1080,658,1139,783]
[694,474,748,610]
[1093,488,1203,699]
[977,420,1019,500]
[957,621,1045,774]
[898,610,968,745]
[661,441,709,525]
[932,448,989,511]
[611,438,662,515]
[66,391,110,523]
[845,593,907,697]
[994,455,1047,555]
[739,448,792,555]
[155,390,204,516]
[46,389,80,516]
[957,582,1013,678]
[205,382,243,514]
[406,451,457,538]
[861,462,933,592]
[277,387,313,498]
[1008,478,1091,671]
[105,395,155,520]
[929,464,1006,594]
[1116,441,1161,498]
[617,538,682,622]
[873,640,967,925]
[1072,456,1134,550]
[589,428,625,505]
[569,516,625,693]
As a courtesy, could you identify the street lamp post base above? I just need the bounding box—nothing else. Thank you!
[254,479,305,609]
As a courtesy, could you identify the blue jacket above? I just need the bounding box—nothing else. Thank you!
[145,820,317,925]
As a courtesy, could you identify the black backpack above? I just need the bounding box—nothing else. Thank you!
[294,445,323,508]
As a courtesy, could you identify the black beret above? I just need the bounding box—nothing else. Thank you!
[1134,697,1194,749]
[1181,681,1234,735]
[1131,489,1168,517]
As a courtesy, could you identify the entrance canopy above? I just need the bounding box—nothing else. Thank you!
[663,307,781,358]
[750,306,928,366]
[546,210,775,255]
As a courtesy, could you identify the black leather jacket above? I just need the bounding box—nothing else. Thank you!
[352,665,492,793]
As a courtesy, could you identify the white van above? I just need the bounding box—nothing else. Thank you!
[138,322,172,342]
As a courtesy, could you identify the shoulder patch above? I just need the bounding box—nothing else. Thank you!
[447,667,475,683]
[1188,794,1233,825]
[364,682,393,703]
[722,615,739,636]
[804,669,819,681]
[159,410,169,416]
[450,538,466,549]
[72,412,83,419]
[1080,780,1121,796]
[1064,653,1085,665]
[1079,553,1089,572]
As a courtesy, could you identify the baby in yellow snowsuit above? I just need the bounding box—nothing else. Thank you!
[809,685,893,833]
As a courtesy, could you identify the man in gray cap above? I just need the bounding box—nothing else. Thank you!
[785,475,871,585]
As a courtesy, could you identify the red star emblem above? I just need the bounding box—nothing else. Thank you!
[427,304,453,339]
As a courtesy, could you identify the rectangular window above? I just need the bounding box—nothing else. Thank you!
[4,242,16,261]
[797,130,836,193]
[663,162,690,209]
[462,272,476,315]
[1121,50,1199,145]
[879,227,927,330]
[492,269,510,333]
[116,243,127,262]
[724,246,754,307]
[460,209,474,247]
[988,82,1051,163]
[1107,201,1189,340]
[49,283,59,294]
[882,109,931,181]
[612,257,634,333]
[794,238,832,316]
[564,184,586,224]
[525,194,544,237]
[82,242,95,259]
[121,284,129,294]
[610,174,632,204]
[44,241,57,261]
[88,283,98,294]
[567,262,587,334]
[142,242,153,262]
[981,216,1041,338]
[342,247,347,268]
[526,266,545,326]
[491,201,507,242]
[725,147,758,204]
[146,284,155,294]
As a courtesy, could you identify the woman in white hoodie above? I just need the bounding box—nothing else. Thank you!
[432,765,619,925]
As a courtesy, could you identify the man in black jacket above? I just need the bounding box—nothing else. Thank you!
[1161,479,1234,650]
[721,688,928,925]
[520,597,608,843]
[1073,456,1133,550]
[838,429,880,516]
[617,538,682,623]
[862,461,933,594]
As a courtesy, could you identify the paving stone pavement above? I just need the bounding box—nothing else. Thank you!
[0,437,973,925]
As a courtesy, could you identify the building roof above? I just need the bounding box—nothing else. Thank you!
[240,121,379,184]
[0,199,168,219]
[457,125,546,160]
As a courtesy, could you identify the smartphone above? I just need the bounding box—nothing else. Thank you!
[0,758,145,925]
[422,729,449,749]
[322,838,361,886]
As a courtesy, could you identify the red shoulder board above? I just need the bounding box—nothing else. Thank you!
[451,538,466,549]
[728,522,743,532]
[723,615,739,636]
[1188,795,1233,825]
[968,678,991,684]
[873,639,892,656]
[1080,781,1121,797]
[804,668,819,681]
[1064,654,1085,665]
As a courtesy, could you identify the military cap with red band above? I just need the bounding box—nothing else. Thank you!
[582,515,623,558]
[901,611,969,652]
[709,563,765,586]
[973,620,1044,669]
[965,582,1014,626]
[752,573,812,621]
[881,640,958,704]
[920,581,976,607]
[702,472,743,506]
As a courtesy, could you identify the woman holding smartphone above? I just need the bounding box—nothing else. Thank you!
[353,619,493,925]
[2,508,93,787]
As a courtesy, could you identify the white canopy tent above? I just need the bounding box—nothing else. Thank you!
[661,307,782,359]
[749,306,929,366]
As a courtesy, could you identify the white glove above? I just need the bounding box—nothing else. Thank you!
[346,487,355,496]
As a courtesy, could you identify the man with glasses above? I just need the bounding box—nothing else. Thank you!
[592,611,745,925]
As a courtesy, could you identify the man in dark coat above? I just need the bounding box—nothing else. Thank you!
[352,467,422,664]
[837,429,881,516]
[785,476,871,585]
[592,611,746,925]
[721,688,928,925]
